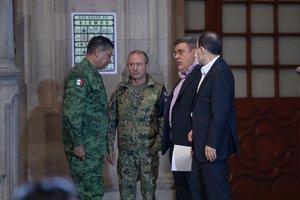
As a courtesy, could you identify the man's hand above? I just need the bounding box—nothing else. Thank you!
[106,150,115,165]
[73,145,86,160]
[187,130,194,157]
[190,148,194,157]
[187,130,193,142]
[205,145,217,162]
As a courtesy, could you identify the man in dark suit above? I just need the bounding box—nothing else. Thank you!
[189,31,240,200]
[162,37,201,200]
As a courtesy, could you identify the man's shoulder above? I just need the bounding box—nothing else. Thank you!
[153,81,164,88]
[64,63,92,89]
[67,64,87,78]
[149,82,165,97]
[146,74,164,88]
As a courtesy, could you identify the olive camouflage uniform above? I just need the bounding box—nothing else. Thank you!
[63,58,109,200]
[108,74,167,200]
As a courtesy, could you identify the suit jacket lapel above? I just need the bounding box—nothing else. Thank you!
[194,57,222,101]
[169,65,201,110]
[177,65,201,98]
[165,78,179,111]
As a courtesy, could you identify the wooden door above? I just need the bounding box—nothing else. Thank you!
[182,0,300,199]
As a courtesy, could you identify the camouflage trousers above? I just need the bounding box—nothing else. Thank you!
[117,150,159,200]
[68,153,104,200]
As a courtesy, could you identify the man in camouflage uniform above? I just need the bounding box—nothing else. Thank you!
[63,36,114,200]
[106,50,167,200]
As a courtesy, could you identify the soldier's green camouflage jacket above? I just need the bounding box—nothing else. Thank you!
[108,73,167,153]
[63,58,109,157]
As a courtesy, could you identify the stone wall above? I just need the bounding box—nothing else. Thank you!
[0,1,20,199]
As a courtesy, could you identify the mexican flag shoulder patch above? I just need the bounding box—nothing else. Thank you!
[74,78,85,87]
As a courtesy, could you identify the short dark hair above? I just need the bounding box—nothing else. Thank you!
[86,36,114,54]
[197,31,222,55]
[14,177,79,200]
[174,36,197,50]
[127,50,149,64]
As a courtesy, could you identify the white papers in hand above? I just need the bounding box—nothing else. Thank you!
[171,145,192,172]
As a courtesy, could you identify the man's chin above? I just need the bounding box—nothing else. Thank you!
[97,66,107,70]
[177,66,185,71]
[131,74,140,79]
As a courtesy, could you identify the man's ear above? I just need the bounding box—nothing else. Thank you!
[200,46,206,53]
[191,49,196,58]
[94,47,101,57]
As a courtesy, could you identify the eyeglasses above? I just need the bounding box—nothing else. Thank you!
[127,62,145,68]
[173,49,191,57]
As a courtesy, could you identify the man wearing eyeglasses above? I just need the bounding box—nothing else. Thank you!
[161,37,201,200]
[107,50,168,200]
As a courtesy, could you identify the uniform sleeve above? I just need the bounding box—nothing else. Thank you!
[107,89,118,151]
[157,85,168,118]
[153,85,168,152]
[63,77,88,146]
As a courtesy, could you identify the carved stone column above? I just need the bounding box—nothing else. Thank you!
[0,0,20,199]
[122,0,172,84]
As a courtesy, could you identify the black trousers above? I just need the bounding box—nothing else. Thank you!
[169,145,201,200]
[172,171,191,200]
[190,157,231,200]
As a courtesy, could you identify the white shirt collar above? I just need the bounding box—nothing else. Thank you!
[201,55,220,75]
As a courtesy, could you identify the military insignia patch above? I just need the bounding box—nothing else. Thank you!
[75,79,85,87]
